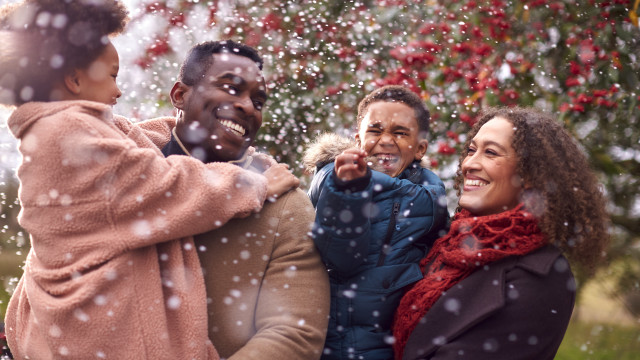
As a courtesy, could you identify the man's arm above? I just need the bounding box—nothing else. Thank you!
[229,189,330,360]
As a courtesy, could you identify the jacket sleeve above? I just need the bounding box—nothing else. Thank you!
[229,189,331,360]
[310,164,448,277]
[310,163,373,276]
[18,106,268,265]
[112,115,175,149]
[401,168,449,248]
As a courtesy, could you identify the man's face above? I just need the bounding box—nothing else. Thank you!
[174,53,266,162]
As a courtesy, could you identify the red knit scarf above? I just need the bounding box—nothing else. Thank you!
[392,204,547,359]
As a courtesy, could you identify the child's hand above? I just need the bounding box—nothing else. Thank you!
[264,163,300,202]
[335,148,368,181]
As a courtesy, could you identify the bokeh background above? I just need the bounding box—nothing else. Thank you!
[1,0,639,358]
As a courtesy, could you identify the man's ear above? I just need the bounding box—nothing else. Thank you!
[63,70,81,95]
[170,82,190,110]
[414,139,428,160]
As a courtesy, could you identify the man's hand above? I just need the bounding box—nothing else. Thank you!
[264,163,300,202]
[334,148,368,181]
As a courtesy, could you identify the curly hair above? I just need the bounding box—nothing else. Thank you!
[0,0,128,105]
[178,40,263,87]
[454,106,609,275]
[356,85,431,138]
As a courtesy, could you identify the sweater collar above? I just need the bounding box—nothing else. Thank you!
[161,126,253,169]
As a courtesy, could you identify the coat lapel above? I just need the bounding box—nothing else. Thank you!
[402,256,518,360]
[402,245,562,360]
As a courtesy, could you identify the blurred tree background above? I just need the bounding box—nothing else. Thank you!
[1,0,639,354]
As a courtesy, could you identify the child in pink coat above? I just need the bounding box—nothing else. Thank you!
[0,1,297,359]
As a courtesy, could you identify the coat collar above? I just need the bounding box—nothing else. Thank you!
[402,245,562,360]
[9,100,111,139]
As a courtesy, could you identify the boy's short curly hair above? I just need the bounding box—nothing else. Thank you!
[454,106,609,275]
[356,85,431,138]
[0,0,129,105]
[178,40,263,87]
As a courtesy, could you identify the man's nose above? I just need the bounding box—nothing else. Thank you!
[234,95,253,113]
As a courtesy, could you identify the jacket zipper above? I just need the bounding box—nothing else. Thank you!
[377,202,400,267]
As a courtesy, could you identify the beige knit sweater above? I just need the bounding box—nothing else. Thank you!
[4,101,270,359]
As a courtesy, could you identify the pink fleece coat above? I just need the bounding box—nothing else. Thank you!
[4,101,270,359]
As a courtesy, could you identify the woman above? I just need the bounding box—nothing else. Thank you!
[0,1,296,359]
[393,106,609,360]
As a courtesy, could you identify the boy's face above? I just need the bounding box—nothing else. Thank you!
[356,101,427,177]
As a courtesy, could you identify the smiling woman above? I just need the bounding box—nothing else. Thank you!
[458,116,521,216]
[394,106,610,360]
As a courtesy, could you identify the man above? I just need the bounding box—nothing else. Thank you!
[156,40,330,359]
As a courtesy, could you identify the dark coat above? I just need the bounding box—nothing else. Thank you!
[402,245,575,360]
[305,134,449,360]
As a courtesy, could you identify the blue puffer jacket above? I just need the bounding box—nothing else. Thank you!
[304,134,449,360]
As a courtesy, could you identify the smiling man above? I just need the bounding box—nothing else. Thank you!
[145,40,330,359]
[168,42,267,163]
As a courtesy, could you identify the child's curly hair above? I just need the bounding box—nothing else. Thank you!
[454,106,609,275]
[0,0,128,105]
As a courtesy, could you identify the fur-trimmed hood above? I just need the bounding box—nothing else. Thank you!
[303,132,431,174]
[303,133,356,174]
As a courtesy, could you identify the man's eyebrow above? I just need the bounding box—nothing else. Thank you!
[256,89,268,101]
[215,72,245,84]
[214,72,268,100]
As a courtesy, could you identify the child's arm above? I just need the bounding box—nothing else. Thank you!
[311,163,448,276]
[17,105,295,264]
[311,156,374,276]
[114,115,299,202]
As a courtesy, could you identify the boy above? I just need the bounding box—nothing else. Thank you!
[304,85,449,360]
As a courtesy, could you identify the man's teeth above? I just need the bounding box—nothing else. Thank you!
[220,119,246,136]
[465,179,488,187]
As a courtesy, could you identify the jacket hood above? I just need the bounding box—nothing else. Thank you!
[303,133,357,174]
[302,132,431,174]
[8,101,112,139]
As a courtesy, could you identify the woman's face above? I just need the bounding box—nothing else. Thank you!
[75,42,122,105]
[459,117,521,216]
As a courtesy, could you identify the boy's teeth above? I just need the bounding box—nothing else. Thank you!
[465,179,488,187]
[377,154,396,162]
[220,119,246,136]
